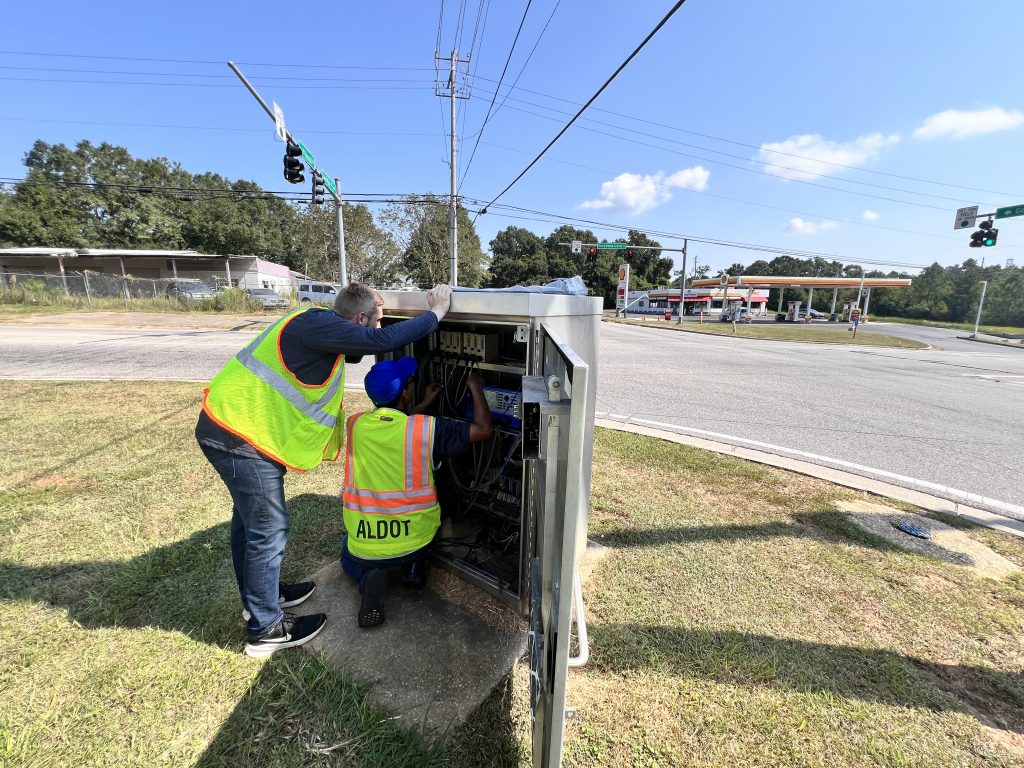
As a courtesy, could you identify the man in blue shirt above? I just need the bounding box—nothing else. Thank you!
[196,283,452,657]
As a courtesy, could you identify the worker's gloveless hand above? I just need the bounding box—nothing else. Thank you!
[467,372,483,389]
[427,284,453,320]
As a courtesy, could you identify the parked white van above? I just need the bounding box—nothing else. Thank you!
[296,281,340,306]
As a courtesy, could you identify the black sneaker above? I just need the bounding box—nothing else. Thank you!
[358,569,388,628]
[244,613,327,658]
[242,581,316,621]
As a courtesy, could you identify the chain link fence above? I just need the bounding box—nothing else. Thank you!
[0,270,277,312]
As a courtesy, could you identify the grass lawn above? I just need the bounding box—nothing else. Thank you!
[1,382,1022,767]
[872,316,1024,337]
[605,317,930,349]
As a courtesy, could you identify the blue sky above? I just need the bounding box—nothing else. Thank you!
[2,0,1023,278]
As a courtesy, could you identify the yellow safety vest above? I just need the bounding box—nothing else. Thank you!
[202,308,346,471]
[342,409,440,559]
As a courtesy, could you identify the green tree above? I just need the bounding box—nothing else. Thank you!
[292,203,403,286]
[381,195,487,287]
[488,226,548,287]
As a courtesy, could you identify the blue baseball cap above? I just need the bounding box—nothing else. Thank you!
[365,357,418,406]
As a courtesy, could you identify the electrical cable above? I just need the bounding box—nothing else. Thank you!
[475,0,690,219]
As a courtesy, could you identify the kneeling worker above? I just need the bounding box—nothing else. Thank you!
[341,357,493,627]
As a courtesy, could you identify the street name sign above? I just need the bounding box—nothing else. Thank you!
[598,242,627,250]
[297,141,316,168]
[995,203,1024,220]
[954,205,978,230]
[323,175,338,198]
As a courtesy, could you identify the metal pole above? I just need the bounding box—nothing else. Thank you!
[972,280,988,338]
[57,255,70,296]
[227,61,276,121]
[807,286,814,320]
[119,256,131,306]
[448,50,459,286]
[225,258,232,288]
[863,287,872,318]
[335,177,347,286]
[856,272,865,311]
[171,259,178,280]
[83,270,92,306]
[830,287,838,319]
[676,238,687,323]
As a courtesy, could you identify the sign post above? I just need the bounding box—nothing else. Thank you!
[616,263,630,317]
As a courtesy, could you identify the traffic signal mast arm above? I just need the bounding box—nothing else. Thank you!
[227,61,341,203]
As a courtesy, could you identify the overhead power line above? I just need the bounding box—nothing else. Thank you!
[458,0,534,191]
[477,140,958,242]
[470,93,953,212]
[474,200,932,269]
[0,76,434,90]
[469,74,1022,199]
[476,0,690,218]
[0,49,432,71]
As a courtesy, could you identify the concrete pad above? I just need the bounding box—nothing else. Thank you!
[301,559,527,743]
[835,500,1021,580]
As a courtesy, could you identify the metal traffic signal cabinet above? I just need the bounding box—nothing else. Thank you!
[376,289,601,768]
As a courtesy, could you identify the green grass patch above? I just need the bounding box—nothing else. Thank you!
[605,317,930,348]
[1,382,1022,766]
[872,316,1024,336]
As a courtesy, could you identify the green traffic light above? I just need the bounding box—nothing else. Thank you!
[984,238,995,246]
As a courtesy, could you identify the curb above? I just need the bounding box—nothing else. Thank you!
[956,335,1024,350]
[595,414,1024,539]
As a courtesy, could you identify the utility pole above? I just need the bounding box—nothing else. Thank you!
[448,50,458,286]
[436,49,470,286]
[972,280,988,338]
[676,239,687,323]
[335,178,347,286]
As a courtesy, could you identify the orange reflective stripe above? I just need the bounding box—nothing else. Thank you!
[343,493,436,510]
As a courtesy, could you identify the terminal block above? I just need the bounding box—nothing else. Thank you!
[461,332,498,361]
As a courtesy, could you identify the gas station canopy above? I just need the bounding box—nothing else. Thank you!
[692,275,912,289]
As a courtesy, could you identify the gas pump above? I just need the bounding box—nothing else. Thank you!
[786,300,801,322]
[841,300,854,322]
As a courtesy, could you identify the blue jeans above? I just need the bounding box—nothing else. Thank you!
[340,536,426,591]
[199,442,288,638]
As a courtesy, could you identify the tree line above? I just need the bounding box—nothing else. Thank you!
[723,254,1023,327]
[1,140,1019,323]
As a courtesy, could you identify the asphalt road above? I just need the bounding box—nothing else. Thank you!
[597,321,1024,511]
[1,320,1021,510]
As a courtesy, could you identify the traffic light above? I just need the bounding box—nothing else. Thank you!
[979,219,998,247]
[970,229,985,248]
[587,246,598,259]
[283,141,304,184]
[311,170,325,206]
[626,248,634,258]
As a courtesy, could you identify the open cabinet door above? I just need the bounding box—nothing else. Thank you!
[528,322,590,768]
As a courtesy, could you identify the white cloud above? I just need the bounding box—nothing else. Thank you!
[913,107,1024,140]
[757,133,900,181]
[862,209,880,221]
[786,217,837,235]
[578,166,709,214]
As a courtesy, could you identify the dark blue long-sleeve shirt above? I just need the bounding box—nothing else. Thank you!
[196,307,439,462]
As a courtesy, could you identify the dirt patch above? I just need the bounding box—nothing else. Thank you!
[430,569,525,634]
[836,500,1021,580]
[919,660,1024,755]
[30,474,93,493]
